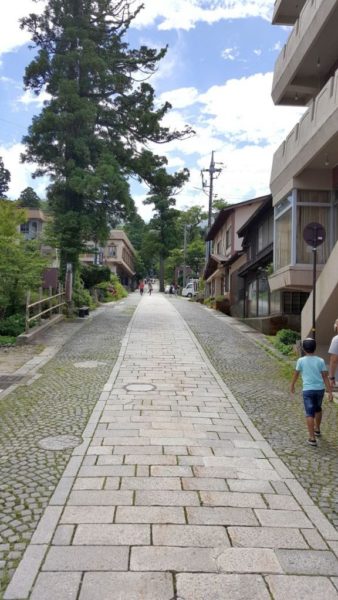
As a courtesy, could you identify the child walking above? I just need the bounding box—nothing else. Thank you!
[290,338,333,446]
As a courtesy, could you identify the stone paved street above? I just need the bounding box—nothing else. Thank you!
[4,293,338,599]
[0,296,139,598]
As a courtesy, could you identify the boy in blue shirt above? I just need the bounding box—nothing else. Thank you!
[290,338,333,446]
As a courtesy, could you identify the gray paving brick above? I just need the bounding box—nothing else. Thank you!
[3,545,47,600]
[31,572,81,600]
[266,575,338,600]
[276,549,338,576]
[255,509,314,529]
[301,528,328,550]
[176,573,271,600]
[124,454,176,465]
[120,476,181,490]
[264,494,300,511]
[227,479,274,493]
[187,506,258,526]
[79,572,174,600]
[67,490,133,505]
[135,490,199,506]
[73,477,105,490]
[113,445,163,454]
[216,547,282,573]
[52,525,74,546]
[200,491,265,508]
[79,465,135,477]
[182,477,227,491]
[73,524,150,545]
[151,465,193,477]
[115,506,185,524]
[42,546,129,571]
[130,545,218,572]
[153,524,229,547]
[228,526,308,548]
[61,506,114,524]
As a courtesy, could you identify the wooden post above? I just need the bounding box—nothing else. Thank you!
[39,287,43,325]
[25,291,30,333]
[49,286,52,318]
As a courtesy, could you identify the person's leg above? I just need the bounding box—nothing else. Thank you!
[314,410,322,434]
[306,416,315,440]
[314,390,324,435]
[303,391,317,445]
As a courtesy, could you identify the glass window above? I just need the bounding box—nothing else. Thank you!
[20,223,29,233]
[275,208,292,270]
[298,190,331,204]
[108,245,117,257]
[296,205,330,264]
[283,291,309,315]
[270,290,282,315]
[258,214,273,252]
[258,276,269,316]
[226,227,231,249]
[248,280,257,317]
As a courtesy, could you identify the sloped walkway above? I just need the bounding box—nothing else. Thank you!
[5,294,338,599]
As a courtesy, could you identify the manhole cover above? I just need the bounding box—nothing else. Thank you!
[38,434,82,451]
[74,361,106,368]
[125,383,156,392]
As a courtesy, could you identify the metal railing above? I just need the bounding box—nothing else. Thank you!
[25,286,65,333]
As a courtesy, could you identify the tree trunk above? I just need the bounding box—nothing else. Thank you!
[159,254,165,292]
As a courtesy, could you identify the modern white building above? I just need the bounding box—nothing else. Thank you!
[270,0,338,343]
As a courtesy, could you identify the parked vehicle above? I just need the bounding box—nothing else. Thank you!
[181,279,198,298]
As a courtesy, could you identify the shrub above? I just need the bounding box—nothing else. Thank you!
[273,328,300,356]
[0,335,16,346]
[72,275,96,309]
[215,295,231,315]
[0,314,26,337]
[95,274,127,302]
[80,264,111,289]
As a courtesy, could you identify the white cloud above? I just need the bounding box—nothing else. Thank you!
[159,87,200,109]
[134,1,274,31]
[19,89,51,108]
[222,47,239,61]
[0,1,46,56]
[0,143,45,199]
[253,49,262,56]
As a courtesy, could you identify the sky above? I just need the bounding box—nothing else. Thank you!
[0,0,305,221]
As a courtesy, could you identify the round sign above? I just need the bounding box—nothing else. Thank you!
[303,222,326,248]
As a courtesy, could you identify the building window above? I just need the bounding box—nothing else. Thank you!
[247,280,257,318]
[275,203,292,270]
[258,215,273,252]
[282,291,309,315]
[296,190,330,265]
[226,226,231,249]
[20,223,29,234]
[108,245,117,257]
[258,275,269,316]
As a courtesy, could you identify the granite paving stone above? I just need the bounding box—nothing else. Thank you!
[5,293,338,600]
[266,575,338,599]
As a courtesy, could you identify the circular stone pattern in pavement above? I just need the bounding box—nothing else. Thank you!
[125,383,156,392]
[38,434,83,451]
[73,360,107,368]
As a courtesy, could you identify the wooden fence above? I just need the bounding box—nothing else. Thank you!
[25,286,65,333]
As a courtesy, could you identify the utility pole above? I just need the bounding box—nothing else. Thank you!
[201,151,223,260]
[183,224,188,288]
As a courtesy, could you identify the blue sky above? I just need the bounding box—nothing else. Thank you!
[0,0,305,220]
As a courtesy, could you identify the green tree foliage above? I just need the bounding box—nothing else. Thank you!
[17,187,41,208]
[144,168,189,291]
[21,0,193,276]
[0,200,47,318]
[80,264,111,289]
[0,156,11,199]
[187,238,205,276]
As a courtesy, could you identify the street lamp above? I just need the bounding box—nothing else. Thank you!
[303,222,326,340]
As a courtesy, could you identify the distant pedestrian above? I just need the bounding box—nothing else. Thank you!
[139,280,145,295]
[169,283,174,295]
[148,281,153,295]
[290,338,333,446]
[328,318,338,388]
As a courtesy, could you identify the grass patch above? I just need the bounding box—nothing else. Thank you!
[0,335,16,346]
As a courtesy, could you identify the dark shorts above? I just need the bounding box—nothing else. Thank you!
[303,389,324,417]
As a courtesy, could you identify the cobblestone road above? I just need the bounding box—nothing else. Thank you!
[172,298,338,529]
[4,293,338,600]
[0,296,139,598]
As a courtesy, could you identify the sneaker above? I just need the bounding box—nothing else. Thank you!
[308,439,317,446]
[314,430,321,437]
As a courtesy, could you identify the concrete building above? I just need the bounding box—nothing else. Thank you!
[270,0,338,342]
[81,230,136,290]
[204,197,264,313]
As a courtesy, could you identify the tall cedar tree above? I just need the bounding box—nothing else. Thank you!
[144,167,189,291]
[0,156,11,199]
[17,187,41,208]
[21,0,193,275]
